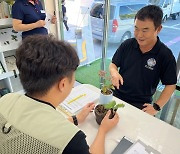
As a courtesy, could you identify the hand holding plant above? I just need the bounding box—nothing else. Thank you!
[104,100,125,119]
[94,100,124,125]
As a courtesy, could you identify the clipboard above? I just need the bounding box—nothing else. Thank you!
[111,136,133,154]
[124,139,161,154]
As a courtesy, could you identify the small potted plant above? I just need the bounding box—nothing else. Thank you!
[94,100,125,125]
[99,70,115,104]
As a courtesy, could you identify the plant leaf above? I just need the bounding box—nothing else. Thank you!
[114,103,125,110]
[110,84,115,90]
[102,86,107,93]
[104,100,116,109]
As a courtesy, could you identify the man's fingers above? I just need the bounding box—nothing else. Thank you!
[142,108,146,112]
[115,82,120,89]
[105,110,111,118]
[143,103,148,106]
[86,103,95,111]
[113,113,119,120]
[86,102,95,107]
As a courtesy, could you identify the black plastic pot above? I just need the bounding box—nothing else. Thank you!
[94,104,108,125]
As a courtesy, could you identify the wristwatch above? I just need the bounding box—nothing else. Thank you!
[153,103,161,111]
[72,115,78,126]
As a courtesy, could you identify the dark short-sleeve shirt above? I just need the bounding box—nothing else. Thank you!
[112,37,177,109]
[12,0,48,38]
[63,131,90,154]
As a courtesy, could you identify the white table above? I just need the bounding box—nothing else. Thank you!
[77,84,180,154]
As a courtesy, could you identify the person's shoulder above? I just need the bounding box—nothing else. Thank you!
[0,93,21,101]
[0,93,22,110]
[158,40,175,59]
[13,0,24,5]
[12,0,24,9]
[118,38,136,50]
[122,38,135,45]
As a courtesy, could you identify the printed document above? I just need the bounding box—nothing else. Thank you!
[59,85,99,114]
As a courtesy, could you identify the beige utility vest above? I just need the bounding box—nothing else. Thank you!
[0,93,79,153]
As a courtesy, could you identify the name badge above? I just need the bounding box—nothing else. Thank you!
[40,10,45,13]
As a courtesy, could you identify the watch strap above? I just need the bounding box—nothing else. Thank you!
[153,103,161,111]
[72,115,78,126]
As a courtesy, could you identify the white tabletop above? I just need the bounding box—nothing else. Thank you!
[77,84,180,154]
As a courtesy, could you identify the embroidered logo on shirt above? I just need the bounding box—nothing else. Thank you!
[145,58,156,70]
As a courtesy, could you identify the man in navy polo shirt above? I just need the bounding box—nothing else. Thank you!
[109,5,177,116]
[12,0,56,39]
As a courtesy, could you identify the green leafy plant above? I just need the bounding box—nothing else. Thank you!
[99,70,115,94]
[94,100,125,125]
[104,100,125,110]
[104,100,125,118]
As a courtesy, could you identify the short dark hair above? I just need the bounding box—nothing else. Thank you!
[16,35,79,96]
[135,5,163,29]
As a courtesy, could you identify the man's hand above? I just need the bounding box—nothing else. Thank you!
[142,103,158,116]
[111,71,123,89]
[100,110,119,133]
[76,102,95,124]
[51,15,57,24]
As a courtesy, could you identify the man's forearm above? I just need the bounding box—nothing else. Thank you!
[89,128,106,154]
[156,84,176,108]
[109,63,118,74]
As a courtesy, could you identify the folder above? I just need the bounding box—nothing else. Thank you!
[111,136,133,154]
[124,139,161,154]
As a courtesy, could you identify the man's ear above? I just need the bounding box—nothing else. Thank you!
[157,25,162,34]
[58,78,66,92]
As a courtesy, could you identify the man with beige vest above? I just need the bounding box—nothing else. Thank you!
[0,35,119,154]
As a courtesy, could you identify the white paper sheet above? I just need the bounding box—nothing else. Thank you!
[59,85,99,114]
[125,142,149,154]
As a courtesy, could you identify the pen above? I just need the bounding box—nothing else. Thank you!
[68,94,86,104]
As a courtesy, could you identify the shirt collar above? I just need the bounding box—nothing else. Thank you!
[21,0,38,5]
[29,0,39,4]
[133,36,161,55]
[25,94,56,110]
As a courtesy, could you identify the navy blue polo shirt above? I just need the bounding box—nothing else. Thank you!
[112,37,177,109]
[12,0,48,38]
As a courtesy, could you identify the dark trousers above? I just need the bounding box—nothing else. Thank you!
[63,20,69,31]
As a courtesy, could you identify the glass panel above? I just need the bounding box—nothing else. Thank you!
[106,0,180,129]
[160,53,180,128]
[59,0,180,129]
[60,0,103,88]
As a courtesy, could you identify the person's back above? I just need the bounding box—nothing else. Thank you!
[0,93,79,153]
[0,34,119,154]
